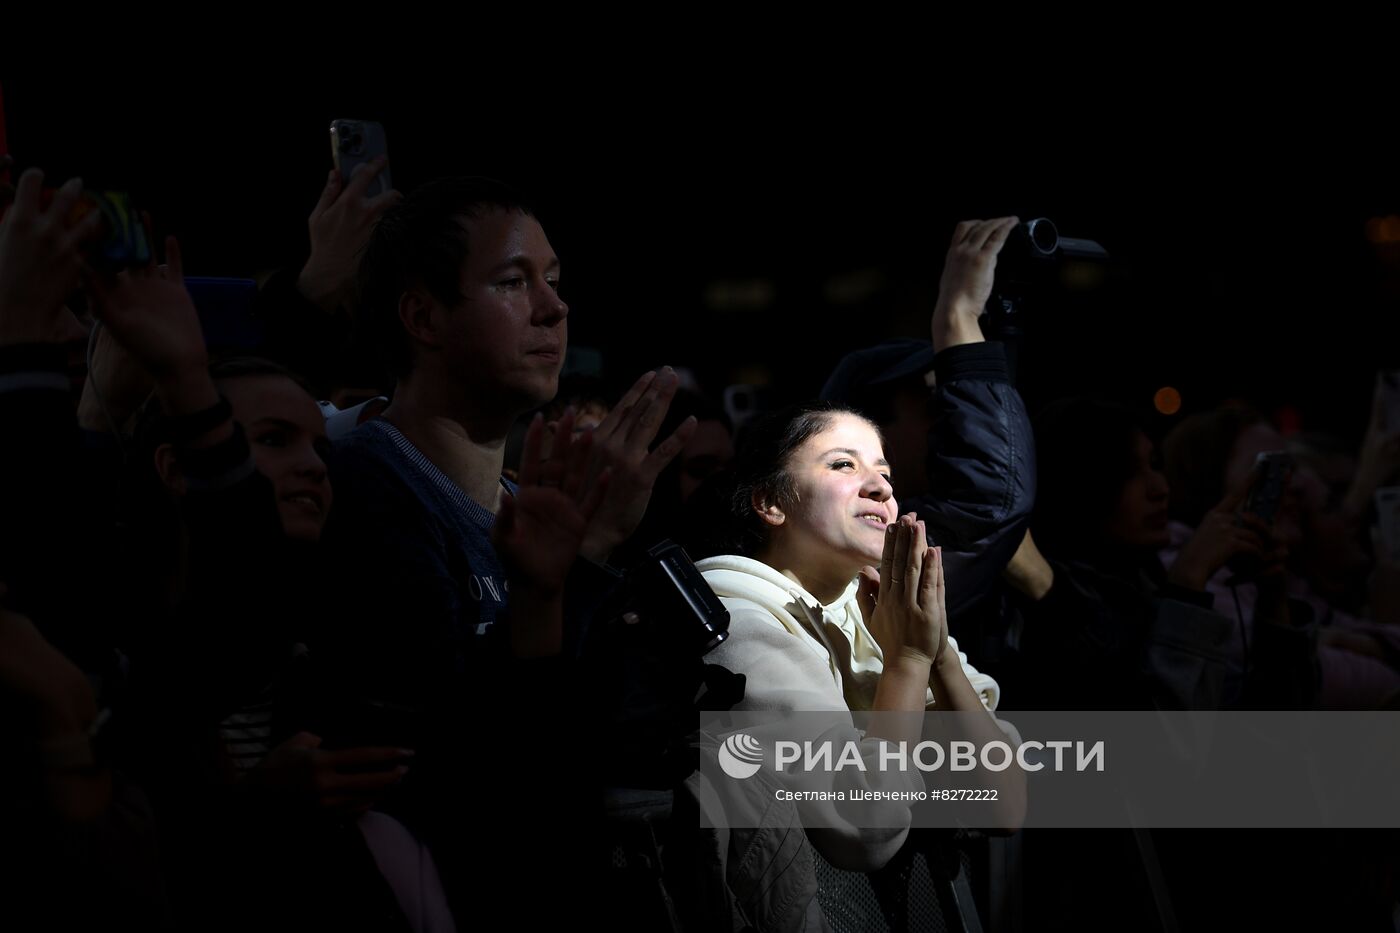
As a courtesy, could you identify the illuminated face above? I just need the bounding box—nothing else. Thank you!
[769,413,898,573]
[439,209,568,411]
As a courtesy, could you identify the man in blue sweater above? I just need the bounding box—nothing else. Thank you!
[317,176,694,924]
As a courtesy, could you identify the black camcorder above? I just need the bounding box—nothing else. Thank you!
[627,540,730,657]
[987,217,1110,318]
[586,540,743,788]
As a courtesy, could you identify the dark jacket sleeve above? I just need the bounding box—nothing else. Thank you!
[906,342,1036,621]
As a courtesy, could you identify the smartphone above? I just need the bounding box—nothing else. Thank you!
[1377,487,1400,563]
[329,119,391,197]
[1241,451,1294,527]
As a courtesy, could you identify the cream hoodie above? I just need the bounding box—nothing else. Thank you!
[696,554,1005,871]
[697,554,1001,713]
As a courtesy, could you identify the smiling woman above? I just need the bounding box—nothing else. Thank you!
[694,402,1021,870]
[214,362,334,542]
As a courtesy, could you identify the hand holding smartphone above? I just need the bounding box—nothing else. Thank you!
[330,119,391,197]
[1241,451,1294,528]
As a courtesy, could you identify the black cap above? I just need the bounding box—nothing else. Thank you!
[818,339,935,404]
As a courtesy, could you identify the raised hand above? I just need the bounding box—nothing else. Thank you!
[297,158,401,313]
[860,514,947,666]
[494,408,611,657]
[1168,488,1272,590]
[496,408,611,594]
[576,367,696,563]
[0,169,103,346]
[931,216,1020,350]
[86,236,206,382]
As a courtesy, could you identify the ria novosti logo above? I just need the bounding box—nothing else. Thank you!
[718,733,764,779]
[715,732,1103,779]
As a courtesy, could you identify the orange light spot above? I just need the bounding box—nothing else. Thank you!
[1154,387,1182,416]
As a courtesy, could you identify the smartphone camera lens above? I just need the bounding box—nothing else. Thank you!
[337,124,364,154]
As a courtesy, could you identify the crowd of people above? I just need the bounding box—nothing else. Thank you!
[4,140,1399,931]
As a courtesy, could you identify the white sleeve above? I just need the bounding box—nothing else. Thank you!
[930,636,1021,745]
[941,634,1000,711]
[709,601,925,871]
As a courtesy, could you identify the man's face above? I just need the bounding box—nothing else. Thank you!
[442,209,568,409]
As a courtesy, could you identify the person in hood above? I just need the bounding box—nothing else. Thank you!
[695,401,1023,870]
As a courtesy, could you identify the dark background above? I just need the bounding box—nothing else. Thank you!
[6,73,1397,443]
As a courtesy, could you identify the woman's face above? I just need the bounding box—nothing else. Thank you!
[773,413,898,568]
[222,375,333,542]
[1104,431,1171,550]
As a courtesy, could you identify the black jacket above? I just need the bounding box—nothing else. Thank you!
[908,342,1036,634]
